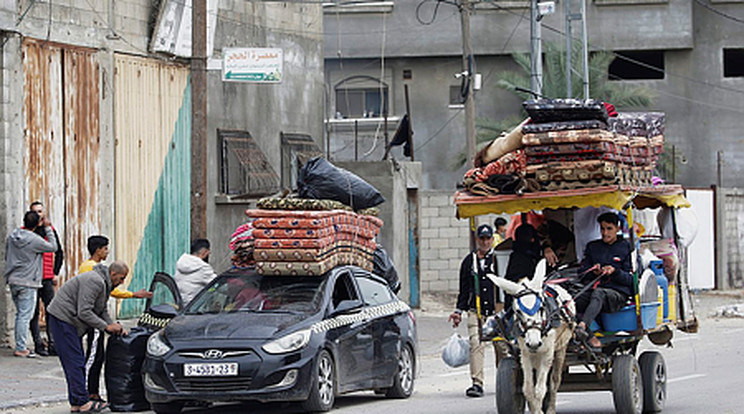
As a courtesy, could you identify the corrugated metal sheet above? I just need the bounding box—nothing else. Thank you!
[114,55,191,318]
[63,48,101,281]
[22,39,100,282]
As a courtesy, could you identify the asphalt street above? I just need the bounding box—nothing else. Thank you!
[4,292,744,414]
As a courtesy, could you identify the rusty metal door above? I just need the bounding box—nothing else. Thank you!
[22,39,101,282]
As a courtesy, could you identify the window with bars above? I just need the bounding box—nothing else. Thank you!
[280,132,323,190]
[218,129,280,198]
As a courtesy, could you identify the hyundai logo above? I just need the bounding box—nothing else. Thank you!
[203,349,224,359]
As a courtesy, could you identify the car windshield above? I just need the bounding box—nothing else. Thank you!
[185,272,326,315]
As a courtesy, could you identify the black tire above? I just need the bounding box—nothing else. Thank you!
[612,354,644,414]
[496,357,525,414]
[151,402,183,414]
[302,350,335,412]
[386,344,415,398]
[639,351,667,413]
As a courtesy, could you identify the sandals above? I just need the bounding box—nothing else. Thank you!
[574,325,590,342]
[73,400,109,413]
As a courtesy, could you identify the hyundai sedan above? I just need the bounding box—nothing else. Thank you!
[142,265,417,413]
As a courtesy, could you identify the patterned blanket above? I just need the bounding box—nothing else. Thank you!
[257,252,373,276]
[256,197,380,216]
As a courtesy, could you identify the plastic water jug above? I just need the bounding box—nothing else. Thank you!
[650,260,669,321]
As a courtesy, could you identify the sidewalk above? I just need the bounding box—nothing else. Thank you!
[0,346,67,410]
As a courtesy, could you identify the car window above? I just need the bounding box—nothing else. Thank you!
[185,273,325,315]
[147,272,182,311]
[331,272,359,308]
[356,276,394,306]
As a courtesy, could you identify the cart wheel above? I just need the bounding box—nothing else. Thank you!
[639,351,666,413]
[496,357,525,414]
[612,354,643,414]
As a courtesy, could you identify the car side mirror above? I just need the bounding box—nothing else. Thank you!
[148,303,179,319]
[331,299,363,317]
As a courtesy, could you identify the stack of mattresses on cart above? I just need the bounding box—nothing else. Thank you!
[521,99,664,191]
[247,198,382,276]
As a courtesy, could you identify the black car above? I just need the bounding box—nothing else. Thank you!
[142,265,417,413]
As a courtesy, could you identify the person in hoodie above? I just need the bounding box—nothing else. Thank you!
[47,261,129,413]
[175,238,217,303]
[29,201,64,356]
[4,210,58,357]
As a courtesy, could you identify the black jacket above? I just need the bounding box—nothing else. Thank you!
[456,250,500,316]
[579,237,634,297]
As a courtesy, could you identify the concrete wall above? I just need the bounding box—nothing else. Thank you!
[418,191,468,293]
[207,1,325,273]
[323,0,693,58]
[716,188,744,290]
[336,161,422,305]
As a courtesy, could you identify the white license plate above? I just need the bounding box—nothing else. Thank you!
[184,362,239,377]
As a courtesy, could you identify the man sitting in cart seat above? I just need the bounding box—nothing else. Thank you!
[574,212,633,349]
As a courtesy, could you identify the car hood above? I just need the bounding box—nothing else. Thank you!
[164,311,317,341]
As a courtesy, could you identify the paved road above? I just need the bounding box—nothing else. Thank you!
[7,295,744,414]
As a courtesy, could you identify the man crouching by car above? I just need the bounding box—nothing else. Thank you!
[47,261,130,413]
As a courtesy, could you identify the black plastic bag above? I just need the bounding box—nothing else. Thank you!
[373,245,400,293]
[105,327,152,412]
[297,157,385,210]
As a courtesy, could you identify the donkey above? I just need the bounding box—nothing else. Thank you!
[488,260,576,414]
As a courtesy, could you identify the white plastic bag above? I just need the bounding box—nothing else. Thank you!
[442,333,470,368]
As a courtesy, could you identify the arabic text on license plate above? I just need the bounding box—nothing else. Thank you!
[184,362,239,377]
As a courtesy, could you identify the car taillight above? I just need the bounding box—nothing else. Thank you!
[408,310,416,326]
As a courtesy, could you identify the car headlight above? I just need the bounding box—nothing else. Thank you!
[147,331,172,357]
[262,329,312,354]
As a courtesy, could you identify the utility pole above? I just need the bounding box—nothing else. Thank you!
[191,0,208,238]
[564,0,590,99]
[530,0,543,97]
[459,0,476,167]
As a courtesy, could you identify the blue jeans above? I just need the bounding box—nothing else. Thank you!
[11,285,38,352]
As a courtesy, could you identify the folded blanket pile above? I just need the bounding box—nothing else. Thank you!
[246,205,381,275]
[519,100,664,190]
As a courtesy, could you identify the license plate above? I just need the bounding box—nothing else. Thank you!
[184,362,239,377]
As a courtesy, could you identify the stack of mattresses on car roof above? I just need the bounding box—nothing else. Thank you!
[521,99,664,191]
[247,197,382,276]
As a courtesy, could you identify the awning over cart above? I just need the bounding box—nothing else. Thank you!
[454,185,690,218]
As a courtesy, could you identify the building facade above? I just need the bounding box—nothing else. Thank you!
[1,0,324,341]
[324,0,743,190]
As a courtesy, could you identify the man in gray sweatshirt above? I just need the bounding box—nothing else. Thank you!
[4,210,58,357]
[47,261,128,413]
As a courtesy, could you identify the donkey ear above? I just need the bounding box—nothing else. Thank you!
[486,273,521,295]
[531,259,547,289]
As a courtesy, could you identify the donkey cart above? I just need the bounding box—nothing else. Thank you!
[454,184,698,414]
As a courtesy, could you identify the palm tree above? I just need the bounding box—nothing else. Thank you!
[452,42,657,169]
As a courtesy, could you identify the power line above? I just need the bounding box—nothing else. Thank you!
[694,0,744,25]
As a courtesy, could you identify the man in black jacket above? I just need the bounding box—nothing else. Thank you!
[448,224,502,398]
[574,212,633,349]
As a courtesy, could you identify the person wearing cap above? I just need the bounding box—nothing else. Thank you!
[448,224,503,398]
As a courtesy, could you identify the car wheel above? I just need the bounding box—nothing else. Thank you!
[302,349,335,412]
[151,402,183,414]
[385,344,415,398]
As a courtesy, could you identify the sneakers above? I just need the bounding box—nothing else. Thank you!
[466,384,484,398]
[35,346,50,357]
